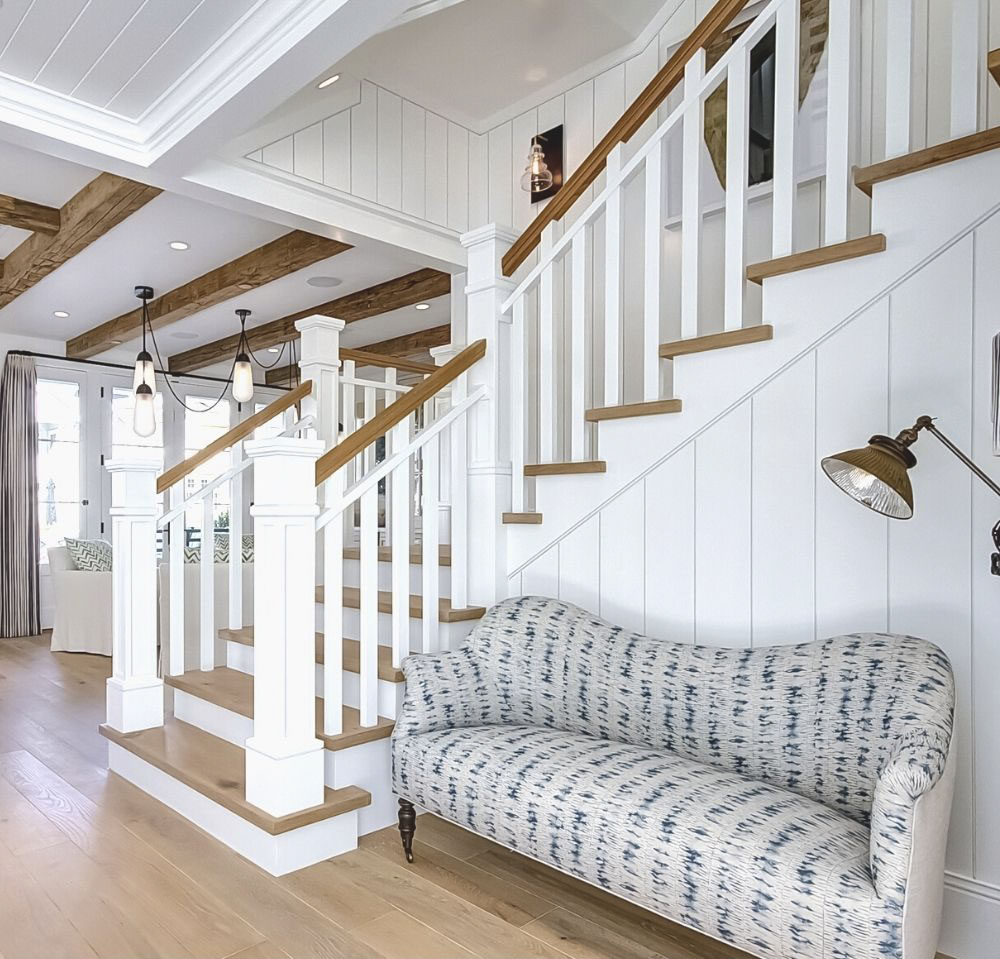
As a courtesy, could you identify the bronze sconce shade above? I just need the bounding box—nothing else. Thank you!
[821,433,916,519]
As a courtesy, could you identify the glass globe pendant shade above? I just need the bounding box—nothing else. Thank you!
[521,141,553,193]
[233,353,254,403]
[820,435,915,519]
[132,350,156,394]
[133,383,156,438]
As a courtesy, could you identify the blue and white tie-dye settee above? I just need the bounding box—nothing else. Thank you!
[392,597,956,959]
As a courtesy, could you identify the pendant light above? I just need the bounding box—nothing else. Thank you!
[521,136,553,194]
[232,309,254,404]
[133,383,156,437]
[132,285,156,395]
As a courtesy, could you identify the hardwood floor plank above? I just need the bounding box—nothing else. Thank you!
[223,943,294,959]
[0,775,66,856]
[412,813,498,860]
[278,855,397,930]
[362,827,555,926]
[353,909,479,959]
[523,907,667,959]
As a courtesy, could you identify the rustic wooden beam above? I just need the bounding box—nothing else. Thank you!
[0,174,161,310]
[0,193,61,234]
[264,348,436,385]
[358,324,450,357]
[168,267,450,374]
[501,0,748,276]
[66,231,351,359]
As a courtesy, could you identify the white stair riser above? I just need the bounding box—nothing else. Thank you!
[343,558,450,594]
[224,641,405,719]
[106,741,359,876]
[322,606,478,651]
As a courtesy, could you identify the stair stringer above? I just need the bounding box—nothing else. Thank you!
[507,148,1000,574]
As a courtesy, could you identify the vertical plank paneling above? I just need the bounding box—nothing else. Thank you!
[323,111,351,193]
[695,403,751,647]
[511,109,538,232]
[447,122,469,233]
[558,516,600,613]
[262,136,293,172]
[522,547,559,598]
[644,445,695,643]
[401,100,426,219]
[351,81,378,201]
[593,63,626,189]
[488,122,513,228]
[884,0,914,158]
[600,483,645,634]
[377,88,403,211]
[751,356,816,646]
[563,81,595,223]
[425,112,449,226]
[815,300,890,638]
[293,122,323,183]
[887,239,974,877]
[468,132,489,229]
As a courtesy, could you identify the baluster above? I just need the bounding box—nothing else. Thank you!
[364,386,376,474]
[228,440,243,630]
[950,1,983,138]
[724,45,750,332]
[323,468,344,736]
[359,484,379,726]
[604,143,624,407]
[168,484,185,676]
[449,371,468,614]
[342,360,357,543]
[884,0,913,158]
[390,421,410,668]
[200,496,214,671]
[511,297,526,513]
[570,230,589,458]
[681,50,705,340]
[421,432,440,654]
[643,141,663,401]
[539,223,557,462]
[384,368,398,545]
[825,0,857,245]
[772,0,800,258]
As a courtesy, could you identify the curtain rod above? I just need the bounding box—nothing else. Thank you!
[7,350,291,391]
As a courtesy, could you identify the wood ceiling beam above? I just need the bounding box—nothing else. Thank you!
[358,324,450,357]
[66,231,351,360]
[263,348,437,386]
[0,173,161,311]
[0,193,61,234]
[167,267,450,375]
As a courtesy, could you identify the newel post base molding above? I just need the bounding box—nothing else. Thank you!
[105,458,163,733]
[461,224,518,606]
[245,436,326,816]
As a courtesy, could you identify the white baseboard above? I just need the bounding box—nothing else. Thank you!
[940,872,1000,959]
[107,742,359,876]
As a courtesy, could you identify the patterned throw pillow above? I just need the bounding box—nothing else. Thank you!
[64,538,112,572]
[183,535,253,563]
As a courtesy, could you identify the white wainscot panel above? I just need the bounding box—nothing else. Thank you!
[599,482,645,635]
[522,547,558,599]
[557,515,600,616]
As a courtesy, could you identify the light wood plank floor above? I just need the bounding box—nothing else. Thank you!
[0,636,953,959]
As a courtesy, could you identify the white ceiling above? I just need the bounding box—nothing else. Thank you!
[333,0,668,127]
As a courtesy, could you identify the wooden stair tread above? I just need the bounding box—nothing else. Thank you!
[219,628,405,683]
[502,512,543,524]
[523,461,607,476]
[585,399,682,422]
[342,545,452,566]
[164,668,394,751]
[853,127,1000,195]
[659,325,773,359]
[745,235,886,284]
[314,586,486,623]
[989,49,1000,86]
[100,718,370,835]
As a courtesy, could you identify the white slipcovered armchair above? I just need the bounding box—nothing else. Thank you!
[47,546,112,655]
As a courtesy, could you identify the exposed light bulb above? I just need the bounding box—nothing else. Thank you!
[520,140,554,194]
[233,354,254,403]
[132,350,156,395]
[133,383,156,437]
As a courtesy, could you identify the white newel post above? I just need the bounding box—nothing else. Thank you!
[244,437,326,816]
[460,224,517,606]
[296,315,344,448]
[429,344,457,544]
[106,459,162,733]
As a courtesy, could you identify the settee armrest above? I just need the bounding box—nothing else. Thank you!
[394,649,496,738]
[869,728,951,901]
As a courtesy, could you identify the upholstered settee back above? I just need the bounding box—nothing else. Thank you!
[462,596,955,823]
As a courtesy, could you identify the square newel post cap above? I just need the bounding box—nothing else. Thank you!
[461,225,520,284]
[294,315,346,335]
[430,344,459,366]
[246,437,325,510]
[105,457,160,510]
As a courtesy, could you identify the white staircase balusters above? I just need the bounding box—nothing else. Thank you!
[105,458,163,733]
[771,0,800,259]
[390,419,410,669]
[322,469,345,736]
[884,0,914,159]
[199,496,214,671]
[359,485,380,727]
[539,222,557,461]
[570,229,589,458]
[824,0,857,245]
[449,369,469,612]
[603,143,624,408]
[228,439,243,631]
[421,432,440,653]
[723,43,750,334]
[680,49,705,341]
[643,138,664,402]
[168,484,185,677]
[244,436,326,817]
[950,0,984,139]
[342,359,357,543]
[511,297,526,513]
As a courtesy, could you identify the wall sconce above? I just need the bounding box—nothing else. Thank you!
[520,126,563,203]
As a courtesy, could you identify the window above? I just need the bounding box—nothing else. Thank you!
[111,387,164,466]
[183,397,231,545]
[36,379,82,551]
[254,401,286,440]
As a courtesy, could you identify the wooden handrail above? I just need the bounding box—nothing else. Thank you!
[156,379,313,494]
[340,348,436,375]
[315,340,486,486]
[501,0,748,277]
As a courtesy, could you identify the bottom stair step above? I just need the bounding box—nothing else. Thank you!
[165,667,394,751]
[99,718,370,834]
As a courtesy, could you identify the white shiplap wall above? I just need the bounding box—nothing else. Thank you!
[509,207,1000,959]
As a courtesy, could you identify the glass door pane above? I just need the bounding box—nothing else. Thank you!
[183,394,232,549]
[36,376,85,553]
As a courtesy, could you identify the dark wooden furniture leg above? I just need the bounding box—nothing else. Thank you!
[397,798,416,862]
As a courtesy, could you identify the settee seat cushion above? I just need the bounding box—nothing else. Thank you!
[395,723,897,958]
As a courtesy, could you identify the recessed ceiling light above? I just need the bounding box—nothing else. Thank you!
[109,339,123,345]
[237,283,254,290]
[53,310,70,318]
[268,347,280,354]
[306,275,343,288]
[317,74,340,89]
[169,240,190,251]
[415,303,430,311]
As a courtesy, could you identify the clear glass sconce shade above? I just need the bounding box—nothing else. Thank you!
[233,354,254,403]
[521,141,553,193]
[132,383,156,437]
[132,350,156,395]
[821,436,915,519]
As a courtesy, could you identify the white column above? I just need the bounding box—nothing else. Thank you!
[244,437,325,817]
[296,315,345,450]
[105,459,162,733]
[461,224,518,606]
[429,344,457,543]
